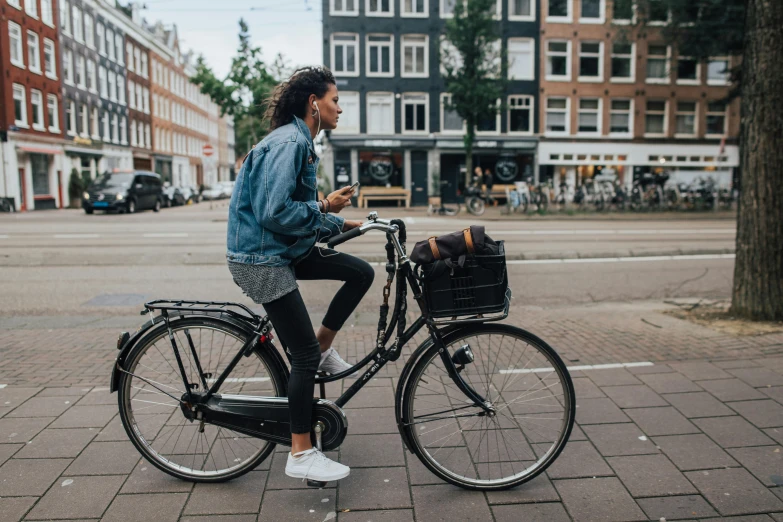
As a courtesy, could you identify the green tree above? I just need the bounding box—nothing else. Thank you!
[190,19,278,158]
[441,0,506,187]
[68,168,83,208]
[614,0,782,320]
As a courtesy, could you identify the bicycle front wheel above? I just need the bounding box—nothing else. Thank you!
[466,197,486,216]
[401,324,575,490]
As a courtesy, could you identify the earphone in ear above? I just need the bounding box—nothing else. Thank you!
[313,101,319,111]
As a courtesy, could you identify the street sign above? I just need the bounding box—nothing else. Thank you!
[202,144,214,157]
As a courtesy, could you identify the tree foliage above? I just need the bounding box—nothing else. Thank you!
[441,0,506,186]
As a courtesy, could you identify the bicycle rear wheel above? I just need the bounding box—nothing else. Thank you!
[117,316,287,482]
[401,324,575,490]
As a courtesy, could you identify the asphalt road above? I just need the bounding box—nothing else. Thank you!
[0,203,736,318]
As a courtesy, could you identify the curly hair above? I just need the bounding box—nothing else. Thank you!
[263,66,336,131]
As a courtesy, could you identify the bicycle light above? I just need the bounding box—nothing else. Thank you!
[452,344,475,365]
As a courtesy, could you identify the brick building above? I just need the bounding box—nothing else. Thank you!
[124,31,152,170]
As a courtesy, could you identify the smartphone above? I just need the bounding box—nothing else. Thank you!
[348,181,360,191]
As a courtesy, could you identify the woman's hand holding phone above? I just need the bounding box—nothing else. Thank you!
[326,185,355,213]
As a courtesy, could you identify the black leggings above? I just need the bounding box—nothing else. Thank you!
[262,248,375,434]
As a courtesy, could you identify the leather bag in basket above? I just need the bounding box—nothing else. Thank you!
[410,225,495,264]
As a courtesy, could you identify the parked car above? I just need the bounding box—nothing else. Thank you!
[162,186,187,207]
[219,181,235,199]
[200,184,224,201]
[83,171,163,214]
[183,186,201,204]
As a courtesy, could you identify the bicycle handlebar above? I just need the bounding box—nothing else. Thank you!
[324,212,402,250]
[326,226,363,248]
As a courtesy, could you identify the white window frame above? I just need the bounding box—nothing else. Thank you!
[66,101,76,136]
[440,0,457,19]
[333,91,360,134]
[145,124,150,150]
[366,92,395,135]
[91,106,100,139]
[674,100,698,138]
[116,34,124,65]
[9,22,24,69]
[440,37,463,76]
[609,98,633,137]
[27,31,41,74]
[130,119,137,147]
[705,101,728,137]
[612,0,635,24]
[117,76,125,105]
[366,34,395,78]
[648,0,670,25]
[401,0,428,18]
[508,38,535,80]
[507,94,534,136]
[25,0,38,17]
[46,94,59,132]
[646,44,670,84]
[644,99,668,137]
[366,0,394,17]
[578,41,603,82]
[401,34,429,78]
[329,0,359,16]
[143,87,150,114]
[402,92,429,135]
[108,70,116,102]
[80,103,88,138]
[76,55,85,89]
[126,43,134,72]
[576,97,602,135]
[111,113,119,144]
[71,5,82,42]
[84,13,94,48]
[106,28,115,61]
[99,66,107,97]
[42,39,57,79]
[102,111,109,140]
[330,33,360,77]
[545,96,570,136]
[610,41,635,83]
[86,59,96,93]
[579,0,605,23]
[13,83,30,129]
[120,116,128,145]
[30,89,45,130]
[546,0,572,23]
[41,0,54,27]
[8,0,21,10]
[97,23,105,55]
[63,49,73,84]
[546,40,571,81]
[141,52,148,78]
[60,0,71,35]
[476,98,501,136]
[508,0,535,21]
[676,56,700,85]
[707,57,730,86]
[440,93,466,134]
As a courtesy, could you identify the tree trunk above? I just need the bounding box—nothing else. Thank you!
[730,0,783,320]
[464,125,475,189]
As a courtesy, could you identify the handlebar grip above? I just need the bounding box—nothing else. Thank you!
[326,227,363,249]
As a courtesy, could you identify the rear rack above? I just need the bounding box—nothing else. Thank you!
[142,299,262,324]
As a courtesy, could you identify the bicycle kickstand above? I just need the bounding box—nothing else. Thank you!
[306,421,328,489]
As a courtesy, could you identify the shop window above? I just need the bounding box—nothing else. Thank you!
[30,90,45,130]
[403,93,428,133]
[707,58,729,85]
[367,0,393,16]
[47,94,59,132]
[611,42,634,81]
[580,0,604,22]
[577,98,601,134]
[402,35,428,78]
[706,101,727,136]
[367,92,395,134]
[402,0,426,16]
[359,151,403,187]
[646,44,669,82]
[677,57,699,84]
[334,91,359,134]
[508,38,534,80]
[331,34,359,76]
[609,99,632,135]
[440,93,464,133]
[9,22,24,68]
[645,99,667,136]
[545,97,569,134]
[27,31,41,74]
[367,35,394,77]
[675,101,697,136]
[31,154,50,196]
[578,41,603,81]
[547,0,571,20]
[509,0,533,20]
[546,40,571,81]
[508,95,533,134]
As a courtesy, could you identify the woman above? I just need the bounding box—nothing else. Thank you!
[226,66,374,483]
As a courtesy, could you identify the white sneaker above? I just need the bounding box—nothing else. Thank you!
[318,347,354,375]
[285,448,350,482]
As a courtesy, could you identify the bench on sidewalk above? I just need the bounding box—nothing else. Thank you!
[358,186,411,208]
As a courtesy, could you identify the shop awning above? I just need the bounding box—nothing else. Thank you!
[16,145,61,155]
[64,146,104,156]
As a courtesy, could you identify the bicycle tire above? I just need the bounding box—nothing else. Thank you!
[401,324,575,491]
[117,316,288,482]
[466,197,485,216]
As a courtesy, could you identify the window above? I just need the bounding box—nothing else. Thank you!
[126,43,134,71]
[130,120,137,146]
[331,34,359,76]
[46,94,59,131]
[366,92,395,134]
[141,52,148,77]
[26,31,41,74]
[43,39,57,78]
[366,0,393,16]
[117,76,125,105]
[102,111,109,140]
[609,99,632,134]
[60,0,71,34]
[546,97,569,133]
[508,95,533,134]
[580,0,604,22]
[675,101,697,136]
[677,56,699,84]
[108,71,116,101]
[367,35,394,77]
[106,28,115,61]
[648,0,668,23]
[547,0,571,21]
[401,35,428,77]
[645,99,667,135]
[509,0,533,20]
[115,34,123,65]
[112,113,119,143]
[120,116,127,145]
[646,44,669,82]
[86,59,95,91]
[29,90,44,130]
[13,85,27,126]
[508,38,534,80]
[25,0,37,17]
[66,101,76,135]
[99,66,107,97]
[578,41,603,81]
[546,40,571,80]
[330,0,358,15]
[91,107,99,138]
[334,91,359,133]
[72,5,82,42]
[9,22,24,67]
[63,49,73,84]
[8,0,21,7]
[143,87,150,113]
[476,99,500,134]
[402,0,426,16]
[440,93,464,133]
[612,0,633,22]
[76,56,85,88]
[610,42,634,81]
[80,103,88,137]
[440,39,463,75]
[707,58,729,85]
[402,93,428,133]
[441,0,456,18]
[84,14,93,47]
[41,0,53,25]
[706,101,727,136]
[577,98,601,134]
[133,47,141,72]
[145,124,151,150]
[97,23,105,55]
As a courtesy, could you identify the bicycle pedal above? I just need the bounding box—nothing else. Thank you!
[306,480,327,488]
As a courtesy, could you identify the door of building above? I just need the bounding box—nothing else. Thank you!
[410,151,428,206]
[439,154,462,204]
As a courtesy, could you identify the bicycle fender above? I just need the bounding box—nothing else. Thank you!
[110,314,168,393]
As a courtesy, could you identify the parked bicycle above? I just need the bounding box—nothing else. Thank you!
[111,212,575,491]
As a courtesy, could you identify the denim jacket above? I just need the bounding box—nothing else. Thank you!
[226,116,345,266]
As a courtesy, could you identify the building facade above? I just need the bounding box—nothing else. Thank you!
[322,0,540,205]
[0,0,65,211]
[218,113,236,182]
[124,30,152,170]
[538,0,740,192]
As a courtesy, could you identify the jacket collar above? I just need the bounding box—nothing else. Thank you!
[293,115,317,156]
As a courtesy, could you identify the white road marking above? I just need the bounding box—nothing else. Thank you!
[0,235,8,239]
[500,361,654,374]
[143,233,189,238]
[0,384,7,389]
[507,253,735,265]
[206,377,270,383]
[54,234,100,239]
[405,217,416,224]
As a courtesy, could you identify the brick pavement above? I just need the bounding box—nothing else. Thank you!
[1,302,783,520]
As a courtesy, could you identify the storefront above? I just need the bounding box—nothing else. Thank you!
[133,152,153,171]
[6,138,66,211]
[154,154,173,185]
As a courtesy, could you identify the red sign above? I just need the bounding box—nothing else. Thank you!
[202,144,215,157]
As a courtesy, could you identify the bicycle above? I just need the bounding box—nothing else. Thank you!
[110,211,575,491]
[427,200,461,216]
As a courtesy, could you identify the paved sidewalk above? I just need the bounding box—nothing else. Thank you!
[1,302,783,521]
